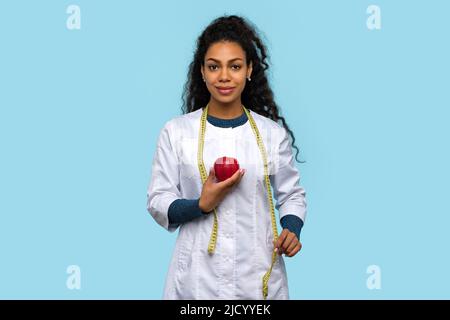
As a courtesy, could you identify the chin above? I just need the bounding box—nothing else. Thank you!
[213,94,238,104]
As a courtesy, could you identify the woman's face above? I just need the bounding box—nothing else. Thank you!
[201,41,252,105]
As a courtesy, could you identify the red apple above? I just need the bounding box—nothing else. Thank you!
[214,156,240,182]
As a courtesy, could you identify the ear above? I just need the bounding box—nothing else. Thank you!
[247,60,253,78]
[200,65,205,79]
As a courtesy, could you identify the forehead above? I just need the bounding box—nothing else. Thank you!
[205,41,246,60]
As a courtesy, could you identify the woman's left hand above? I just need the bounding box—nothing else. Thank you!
[274,229,302,257]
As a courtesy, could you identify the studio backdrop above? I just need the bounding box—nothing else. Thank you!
[0,0,449,299]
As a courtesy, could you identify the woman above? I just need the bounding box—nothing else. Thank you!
[147,15,307,300]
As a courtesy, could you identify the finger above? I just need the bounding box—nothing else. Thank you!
[232,168,245,184]
[286,243,302,257]
[281,232,296,253]
[221,169,244,189]
[218,169,239,187]
[231,170,245,188]
[274,229,289,253]
[285,236,299,255]
[276,229,290,248]
[207,167,215,182]
[237,168,245,182]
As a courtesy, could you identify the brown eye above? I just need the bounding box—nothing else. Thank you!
[208,65,218,71]
[231,65,241,70]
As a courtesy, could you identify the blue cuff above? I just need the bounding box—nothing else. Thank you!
[280,215,304,239]
[168,198,208,228]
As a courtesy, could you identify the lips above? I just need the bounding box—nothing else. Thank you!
[216,87,235,95]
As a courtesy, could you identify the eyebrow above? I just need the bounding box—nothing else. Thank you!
[206,58,243,63]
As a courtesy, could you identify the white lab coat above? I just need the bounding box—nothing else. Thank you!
[147,108,307,300]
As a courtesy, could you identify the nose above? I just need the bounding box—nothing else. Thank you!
[219,68,230,82]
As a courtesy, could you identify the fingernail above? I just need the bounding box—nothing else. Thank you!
[274,248,278,253]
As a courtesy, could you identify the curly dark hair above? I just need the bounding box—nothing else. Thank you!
[181,14,305,164]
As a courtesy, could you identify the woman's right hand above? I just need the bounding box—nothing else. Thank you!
[199,167,245,213]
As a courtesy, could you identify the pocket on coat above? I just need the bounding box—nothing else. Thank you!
[177,242,194,273]
[256,158,276,185]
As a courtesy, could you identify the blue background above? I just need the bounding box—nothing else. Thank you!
[1,0,449,299]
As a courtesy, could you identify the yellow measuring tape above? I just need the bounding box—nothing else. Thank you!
[197,103,279,300]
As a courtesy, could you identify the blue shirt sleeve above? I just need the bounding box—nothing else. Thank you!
[168,198,209,229]
[280,215,304,239]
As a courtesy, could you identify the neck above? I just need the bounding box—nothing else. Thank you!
[207,99,244,119]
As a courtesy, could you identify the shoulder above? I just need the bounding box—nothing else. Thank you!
[249,109,286,138]
[161,108,203,134]
[156,109,203,151]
